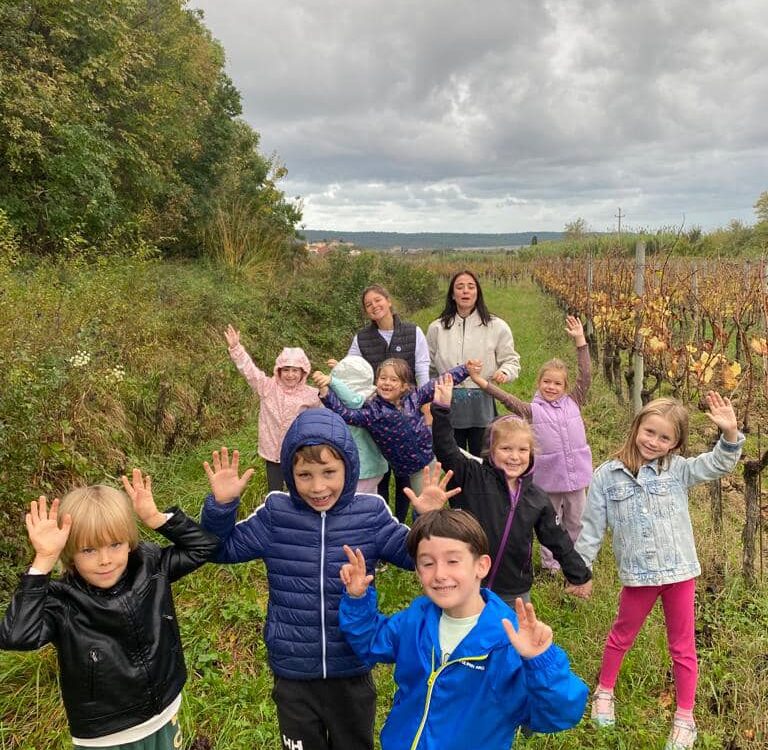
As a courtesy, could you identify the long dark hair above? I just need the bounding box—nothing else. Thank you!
[439,269,492,328]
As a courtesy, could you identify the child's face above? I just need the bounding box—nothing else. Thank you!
[415,536,490,618]
[293,449,346,512]
[538,369,566,401]
[491,433,531,482]
[73,540,130,588]
[376,365,409,403]
[635,414,678,463]
[279,366,303,387]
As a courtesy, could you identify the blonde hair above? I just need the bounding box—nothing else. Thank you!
[615,397,689,474]
[537,358,570,392]
[58,485,138,571]
[483,415,537,461]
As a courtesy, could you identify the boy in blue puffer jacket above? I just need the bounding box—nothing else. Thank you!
[339,508,588,750]
[200,408,456,750]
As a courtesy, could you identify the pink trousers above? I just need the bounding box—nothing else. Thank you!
[598,578,697,710]
[540,488,587,570]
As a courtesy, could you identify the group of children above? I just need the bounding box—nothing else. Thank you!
[0,309,744,750]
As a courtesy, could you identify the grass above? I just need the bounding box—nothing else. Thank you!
[2,276,767,748]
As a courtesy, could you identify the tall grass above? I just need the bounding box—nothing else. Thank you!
[1,273,766,748]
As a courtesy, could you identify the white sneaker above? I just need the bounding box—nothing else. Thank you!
[590,688,615,727]
[664,718,697,749]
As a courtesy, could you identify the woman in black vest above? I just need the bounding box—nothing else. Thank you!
[346,284,430,521]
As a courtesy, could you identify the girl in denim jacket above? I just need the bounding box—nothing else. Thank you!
[575,392,742,750]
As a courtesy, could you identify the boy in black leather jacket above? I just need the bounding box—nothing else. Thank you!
[0,469,219,749]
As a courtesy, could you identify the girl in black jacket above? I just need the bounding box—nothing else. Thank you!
[431,374,592,605]
[0,470,218,749]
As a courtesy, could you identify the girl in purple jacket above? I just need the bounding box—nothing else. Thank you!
[314,358,474,508]
[469,315,592,573]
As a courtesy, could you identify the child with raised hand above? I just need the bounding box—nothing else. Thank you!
[313,357,475,517]
[469,314,592,573]
[200,409,454,750]
[431,373,592,606]
[338,509,588,750]
[0,471,219,749]
[576,392,743,749]
[224,323,321,492]
[312,355,388,493]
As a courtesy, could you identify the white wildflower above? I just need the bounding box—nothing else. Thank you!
[68,350,91,368]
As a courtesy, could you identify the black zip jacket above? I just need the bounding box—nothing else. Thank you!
[432,403,591,596]
[0,509,219,740]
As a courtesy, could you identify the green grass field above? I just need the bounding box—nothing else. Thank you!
[1,278,767,749]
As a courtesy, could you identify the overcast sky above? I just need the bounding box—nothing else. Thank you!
[190,0,767,233]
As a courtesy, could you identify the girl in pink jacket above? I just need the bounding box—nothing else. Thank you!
[468,315,592,573]
[224,325,321,491]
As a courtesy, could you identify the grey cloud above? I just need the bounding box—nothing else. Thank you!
[191,0,768,230]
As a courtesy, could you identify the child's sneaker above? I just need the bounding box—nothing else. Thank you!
[590,688,615,727]
[664,718,697,749]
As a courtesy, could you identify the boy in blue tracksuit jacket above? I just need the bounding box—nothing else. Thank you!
[339,508,588,750]
[200,408,448,750]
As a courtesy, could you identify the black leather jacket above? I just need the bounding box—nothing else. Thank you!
[0,509,219,739]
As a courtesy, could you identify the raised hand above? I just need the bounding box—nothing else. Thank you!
[340,544,373,597]
[501,598,553,659]
[224,324,240,349]
[565,315,586,346]
[433,373,454,405]
[491,369,508,384]
[26,497,72,574]
[404,463,461,514]
[704,391,739,442]
[565,579,593,599]
[204,447,255,504]
[121,469,166,530]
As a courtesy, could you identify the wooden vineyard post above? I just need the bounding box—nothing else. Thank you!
[585,251,598,363]
[631,241,645,414]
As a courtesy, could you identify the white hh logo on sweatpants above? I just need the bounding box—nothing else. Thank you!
[283,735,304,750]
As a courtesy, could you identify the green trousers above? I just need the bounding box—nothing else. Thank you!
[73,714,181,750]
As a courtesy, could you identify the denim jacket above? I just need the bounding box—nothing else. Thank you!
[576,434,744,586]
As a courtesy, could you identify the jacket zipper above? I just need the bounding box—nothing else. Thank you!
[486,481,521,589]
[409,648,489,750]
[320,511,327,679]
[88,648,100,700]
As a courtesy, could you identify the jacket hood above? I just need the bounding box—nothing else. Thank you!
[274,347,311,384]
[280,408,360,505]
[483,414,535,477]
[331,356,375,398]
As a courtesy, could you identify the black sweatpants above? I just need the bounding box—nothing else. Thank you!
[272,673,376,750]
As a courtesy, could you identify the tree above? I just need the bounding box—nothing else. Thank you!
[754,191,768,224]
[564,218,588,240]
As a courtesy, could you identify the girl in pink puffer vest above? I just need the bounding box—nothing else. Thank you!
[468,315,592,573]
[224,324,321,491]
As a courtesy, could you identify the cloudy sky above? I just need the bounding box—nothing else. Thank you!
[190,0,767,233]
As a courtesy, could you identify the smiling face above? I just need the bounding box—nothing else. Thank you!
[293,448,346,513]
[451,273,478,316]
[375,364,410,404]
[538,368,567,401]
[416,536,491,618]
[279,365,303,387]
[73,540,130,588]
[490,425,532,483]
[635,413,679,464]
[363,290,394,328]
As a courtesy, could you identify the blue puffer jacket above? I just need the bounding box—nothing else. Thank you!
[201,408,413,680]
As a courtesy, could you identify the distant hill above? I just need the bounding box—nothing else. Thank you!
[301,230,563,250]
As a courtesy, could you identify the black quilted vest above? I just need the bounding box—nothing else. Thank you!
[357,314,418,376]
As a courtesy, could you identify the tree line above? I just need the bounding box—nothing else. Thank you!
[0,0,301,257]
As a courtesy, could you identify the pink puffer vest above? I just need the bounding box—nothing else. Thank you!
[530,393,592,492]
